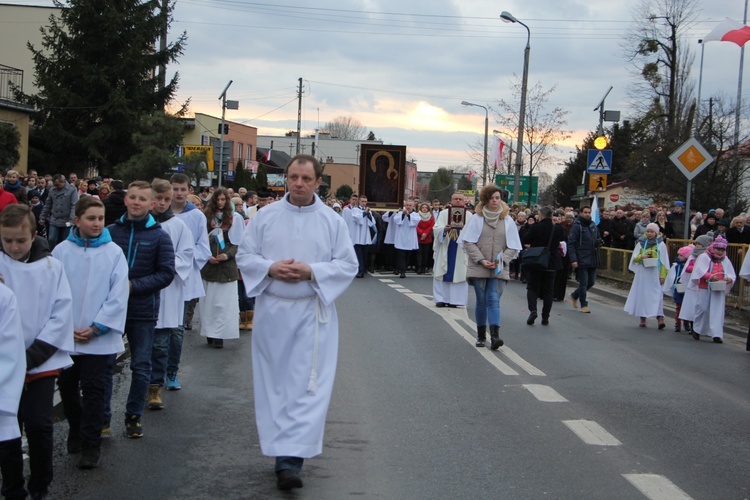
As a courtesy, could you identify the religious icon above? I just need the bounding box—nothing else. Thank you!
[449,207,466,229]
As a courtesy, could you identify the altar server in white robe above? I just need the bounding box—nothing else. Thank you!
[624,223,671,328]
[199,187,245,347]
[53,196,129,469]
[689,235,735,343]
[392,200,420,278]
[0,204,74,498]
[433,192,473,307]
[739,249,750,350]
[170,173,211,337]
[677,234,712,330]
[349,197,376,278]
[381,209,397,272]
[148,179,194,407]
[0,281,28,499]
[236,154,357,492]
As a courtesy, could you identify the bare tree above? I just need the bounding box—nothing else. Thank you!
[623,0,698,142]
[323,116,367,140]
[493,79,571,202]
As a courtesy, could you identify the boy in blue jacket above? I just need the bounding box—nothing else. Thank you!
[107,180,175,438]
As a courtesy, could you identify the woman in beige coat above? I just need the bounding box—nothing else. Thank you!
[458,185,522,349]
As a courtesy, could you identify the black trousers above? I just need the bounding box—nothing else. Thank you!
[526,269,556,319]
[0,437,25,499]
[354,244,369,275]
[417,243,433,273]
[396,249,410,274]
[58,354,111,448]
[17,376,56,496]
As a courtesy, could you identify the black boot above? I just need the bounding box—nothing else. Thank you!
[489,325,503,350]
[78,443,101,469]
[475,325,486,348]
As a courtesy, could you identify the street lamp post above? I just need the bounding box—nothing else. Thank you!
[217,81,239,188]
[500,11,530,205]
[461,101,488,188]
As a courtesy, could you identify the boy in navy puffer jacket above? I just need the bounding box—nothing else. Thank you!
[107,181,175,439]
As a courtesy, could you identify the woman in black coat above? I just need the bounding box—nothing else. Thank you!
[521,206,566,326]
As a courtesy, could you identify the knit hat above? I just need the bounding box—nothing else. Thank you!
[677,245,694,260]
[646,222,660,233]
[712,235,728,249]
[717,218,730,226]
[694,234,713,248]
[694,212,703,220]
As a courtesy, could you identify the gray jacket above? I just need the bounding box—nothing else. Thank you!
[463,217,517,281]
[40,182,79,227]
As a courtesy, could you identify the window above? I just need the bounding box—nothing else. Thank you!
[238,143,243,159]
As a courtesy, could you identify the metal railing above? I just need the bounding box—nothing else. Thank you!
[0,64,23,102]
[596,239,750,308]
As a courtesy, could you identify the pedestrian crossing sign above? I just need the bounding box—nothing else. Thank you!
[587,149,612,174]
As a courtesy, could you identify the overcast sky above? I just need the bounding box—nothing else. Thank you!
[16,0,750,174]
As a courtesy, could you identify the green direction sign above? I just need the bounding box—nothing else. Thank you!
[495,174,538,206]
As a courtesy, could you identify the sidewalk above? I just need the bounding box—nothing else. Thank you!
[579,277,748,342]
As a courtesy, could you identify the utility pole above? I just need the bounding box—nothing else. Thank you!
[296,78,302,155]
[158,0,168,93]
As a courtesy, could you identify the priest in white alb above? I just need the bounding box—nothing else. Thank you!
[236,154,357,492]
[433,192,473,307]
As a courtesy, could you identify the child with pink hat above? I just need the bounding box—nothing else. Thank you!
[663,244,694,331]
[625,223,671,328]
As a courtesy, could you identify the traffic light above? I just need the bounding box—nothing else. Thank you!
[218,124,229,134]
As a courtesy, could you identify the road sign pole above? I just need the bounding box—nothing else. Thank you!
[684,180,692,240]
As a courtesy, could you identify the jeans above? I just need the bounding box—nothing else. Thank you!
[526,269,556,319]
[18,377,55,496]
[47,224,70,250]
[572,267,597,307]
[471,278,506,327]
[125,320,156,417]
[58,354,110,447]
[151,327,183,386]
[102,353,116,424]
[237,281,253,312]
[275,456,304,474]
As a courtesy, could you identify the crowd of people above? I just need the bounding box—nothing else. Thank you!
[1,163,750,496]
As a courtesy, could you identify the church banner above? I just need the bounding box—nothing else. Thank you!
[359,144,407,209]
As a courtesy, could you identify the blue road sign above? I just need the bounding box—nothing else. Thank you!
[587,149,612,174]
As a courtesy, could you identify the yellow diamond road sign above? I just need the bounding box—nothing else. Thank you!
[669,138,713,180]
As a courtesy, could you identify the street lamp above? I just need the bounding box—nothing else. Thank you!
[218,80,239,188]
[500,10,530,205]
[461,100,488,187]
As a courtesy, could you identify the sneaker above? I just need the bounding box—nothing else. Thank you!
[101,423,111,438]
[125,415,143,439]
[713,337,723,344]
[569,293,578,309]
[166,373,182,391]
[580,306,591,314]
[147,384,164,410]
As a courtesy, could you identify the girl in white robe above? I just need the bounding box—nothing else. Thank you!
[689,235,735,343]
[678,234,713,331]
[199,188,245,347]
[624,223,670,328]
[0,281,28,498]
[52,197,130,468]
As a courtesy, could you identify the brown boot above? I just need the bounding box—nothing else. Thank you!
[246,311,254,330]
[239,311,248,330]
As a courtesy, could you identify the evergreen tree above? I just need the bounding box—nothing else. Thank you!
[114,111,184,183]
[26,0,187,175]
[335,184,353,201]
[231,159,255,190]
[255,163,269,189]
[0,123,21,170]
[428,168,455,205]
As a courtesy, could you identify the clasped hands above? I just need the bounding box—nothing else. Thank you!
[269,258,312,283]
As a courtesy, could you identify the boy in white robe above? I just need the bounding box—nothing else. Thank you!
[0,281,28,499]
[170,173,211,344]
[392,200,420,278]
[433,193,473,306]
[148,179,195,409]
[0,204,74,498]
[236,155,357,491]
[53,196,129,469]
[689,235,735,343]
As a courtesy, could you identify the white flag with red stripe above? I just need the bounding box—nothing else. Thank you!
[704,18,750,46]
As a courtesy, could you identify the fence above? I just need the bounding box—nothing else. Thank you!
[596,239,750,308]
[0,64,23,102]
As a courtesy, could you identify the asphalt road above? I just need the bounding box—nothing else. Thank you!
[45,272,750,499]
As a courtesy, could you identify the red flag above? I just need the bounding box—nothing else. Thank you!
[264,149,272,162]
[468,171,473,180]
[704,18,750,46]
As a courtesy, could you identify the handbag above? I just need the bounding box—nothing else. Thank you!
[522,225,555,270]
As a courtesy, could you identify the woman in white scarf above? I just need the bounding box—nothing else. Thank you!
[458,186,522,349]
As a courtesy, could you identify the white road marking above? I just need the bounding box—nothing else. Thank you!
[623,474,693,500]
[523,384,568,402]
[562,419,622,446]
[379,279,394,283]
[387,284,404,289]
[501,346,546,376]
